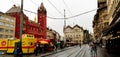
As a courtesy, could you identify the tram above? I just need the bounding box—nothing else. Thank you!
[0,34,36,54]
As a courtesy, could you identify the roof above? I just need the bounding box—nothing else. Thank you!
[64,24,83,30]
[73,24,83,30]
[6,5,20,13]
[38,3,46,14]
[65,25,72,29]
[0,11,2,13]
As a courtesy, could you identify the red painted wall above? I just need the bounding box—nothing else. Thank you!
[7,4,47,39]
[37,10,47,39]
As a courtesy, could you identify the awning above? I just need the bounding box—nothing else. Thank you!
[103,18,120,36]
[66,42,75,44]
[37,38,50,44]
[39,41,49,44]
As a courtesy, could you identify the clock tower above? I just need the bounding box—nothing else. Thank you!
[37,3,47,38]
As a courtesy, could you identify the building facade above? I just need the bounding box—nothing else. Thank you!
[47,28,60,43]
[93,0,109,42]
[6,3,47,39]
[93,0,120,46]
[0,12,15,38]
[107,0,119,24]
[83,30,91,44]
[64,25,84,44]
[104,0,120,37]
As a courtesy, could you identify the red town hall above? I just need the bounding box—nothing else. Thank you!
[6,3,47,39]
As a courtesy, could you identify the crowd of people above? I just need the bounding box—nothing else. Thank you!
[34,42,60,56]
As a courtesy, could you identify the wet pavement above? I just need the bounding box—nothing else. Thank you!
[0,44,120,57]
[97,47,120,57]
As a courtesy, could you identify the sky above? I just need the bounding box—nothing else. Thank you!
[0,0,97,36]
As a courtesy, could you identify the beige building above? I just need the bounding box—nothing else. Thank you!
[0,12,15,38]
[107,0,119,24]
[93,0,109,41]
[93,0,120,42]
[93,0,120,52]
[47,28,60,42]
[47,28,54,39]
[105,0,120,36]
[64,25,84,44]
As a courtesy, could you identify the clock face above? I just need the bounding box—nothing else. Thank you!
[40,9,42,11]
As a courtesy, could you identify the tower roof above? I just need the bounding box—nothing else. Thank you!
[38,3,46,13]
[6,5,20,13]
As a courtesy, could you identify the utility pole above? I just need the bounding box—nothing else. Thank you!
[64,9,66,44]
[20,0,23,44]
[19,0,23,56]
[64,9,66,28]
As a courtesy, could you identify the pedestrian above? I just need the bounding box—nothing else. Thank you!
[14,47,18,57]
[53,44,57,53]
[93,42,97,57]
[89,42,95,57]
[99,39,103,47]
[79,42,81,47]
[35,43,39,56]
[17,47,23,57]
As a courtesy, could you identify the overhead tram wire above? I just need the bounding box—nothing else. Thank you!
[47,9,97,19]
[23,9,97,20]
[24,9,37,14]
[11,0,97,19]
[62,0,72,15]
[48,9,97,19]
[29,0,63,19]
[66,9,97,19]
[30,0,39,7]
[23,9,63,19]
[47,0,64,16]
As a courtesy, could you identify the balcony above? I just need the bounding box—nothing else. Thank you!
[112,1,120,25]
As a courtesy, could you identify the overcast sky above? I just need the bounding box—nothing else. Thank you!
[0,0,97,36]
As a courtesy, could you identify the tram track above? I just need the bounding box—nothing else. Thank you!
[75,45,87,57]
[53,46,80,57]
[42,45,88,57]
[67,45,85,57]
[41,46,78,57]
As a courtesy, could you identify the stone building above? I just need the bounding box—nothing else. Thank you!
[64,24,84,44]
[93,0,109,42]
[103,0,120,37]
[83,30,91,44]
[93,0,120,43]
[47,28,60,43]
[0,12,15,38]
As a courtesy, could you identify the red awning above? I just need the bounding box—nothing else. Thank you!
[39,41,48,44]
[37,38,50,44]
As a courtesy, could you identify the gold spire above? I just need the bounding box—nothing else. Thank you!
[34,16,36,23]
